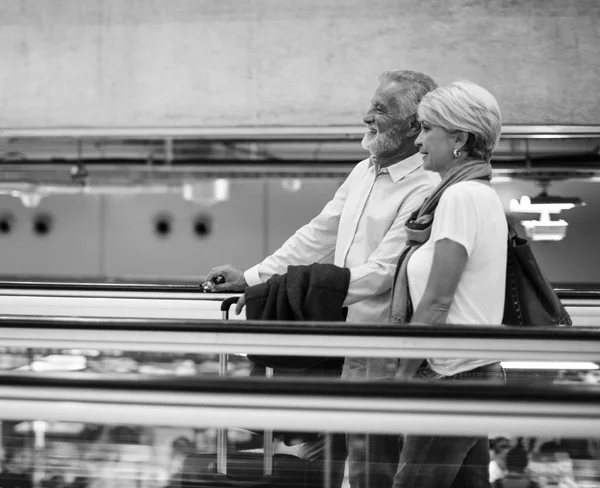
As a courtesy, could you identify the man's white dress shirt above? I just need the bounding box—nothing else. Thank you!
[244,152,440,378]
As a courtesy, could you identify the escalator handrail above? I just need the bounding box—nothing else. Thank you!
[2,279,600,299]
[0,278,207,293]
[0,314,599,340]
[0,371,597,403]
[0,315,598,361]
[0,371,599,436]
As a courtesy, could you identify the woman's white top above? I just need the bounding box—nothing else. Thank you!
[407,180,508,376]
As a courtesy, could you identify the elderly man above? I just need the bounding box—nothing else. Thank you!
[206,70,439,488]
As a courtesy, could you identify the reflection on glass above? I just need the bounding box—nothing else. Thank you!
[2,348,600,388]
[0,348,255,378]
[1,420,599,488]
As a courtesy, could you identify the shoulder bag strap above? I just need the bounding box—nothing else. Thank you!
[506,217,518,240]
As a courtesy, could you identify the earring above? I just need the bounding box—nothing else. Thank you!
[453,149,461,158]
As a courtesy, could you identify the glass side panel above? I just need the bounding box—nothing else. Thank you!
[1,420,599,488]
[1,346,599,387]
[1,347,599,485]
[0,348,255,378]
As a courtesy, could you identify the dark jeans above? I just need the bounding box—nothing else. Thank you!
[392,362,506,488]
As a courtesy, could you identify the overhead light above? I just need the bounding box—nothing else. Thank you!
[281,178,302,192]
[2,190,46,208]
[17,191,44,208]
[182,179,230,205]
[509,186,585,242]
[520,214,568,242]
[509,193,585,214]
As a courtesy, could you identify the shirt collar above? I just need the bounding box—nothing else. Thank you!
[370,152,424,183]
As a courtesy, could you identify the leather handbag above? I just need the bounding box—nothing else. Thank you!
[502,220,572,327]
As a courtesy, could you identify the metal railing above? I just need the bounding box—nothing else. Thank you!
[0,314,599,362]
[0,372,598,437]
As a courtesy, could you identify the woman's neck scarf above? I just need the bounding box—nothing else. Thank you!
[389,158,493,324]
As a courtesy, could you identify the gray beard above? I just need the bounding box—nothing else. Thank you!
[361,125,404,157]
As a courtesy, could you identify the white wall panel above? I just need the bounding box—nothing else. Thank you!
[102,181,265,280]
[0,178,597,285]
[266,178,344,256]
[0,194,103,277]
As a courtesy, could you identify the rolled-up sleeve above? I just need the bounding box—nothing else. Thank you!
[342,183,434,306]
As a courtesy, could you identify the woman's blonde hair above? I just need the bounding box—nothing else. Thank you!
[417,81,502,162]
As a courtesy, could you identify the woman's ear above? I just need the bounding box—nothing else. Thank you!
[454,131,469,151]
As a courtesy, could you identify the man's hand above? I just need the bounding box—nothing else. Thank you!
[206,264,248,292]
[235,294,247,315]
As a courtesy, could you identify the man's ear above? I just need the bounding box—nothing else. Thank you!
[406,115,421,137]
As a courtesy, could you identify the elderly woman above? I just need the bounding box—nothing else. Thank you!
[390,81,507,488]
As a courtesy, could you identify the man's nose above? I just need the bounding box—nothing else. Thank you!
[363,110,374,125]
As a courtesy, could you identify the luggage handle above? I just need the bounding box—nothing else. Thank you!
[221,296,241,318]
[218,296,274,476]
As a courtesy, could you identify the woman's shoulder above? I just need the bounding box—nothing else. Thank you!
[448,179,493,193]
[439,181,505,230]
[440,180,495,204]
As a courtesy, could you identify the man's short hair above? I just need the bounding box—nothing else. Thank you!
[378,70,438,119]
[417,80,502,162]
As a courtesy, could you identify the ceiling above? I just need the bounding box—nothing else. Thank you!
[0,126,599,195]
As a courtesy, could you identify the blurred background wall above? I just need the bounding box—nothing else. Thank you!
[0,178,597,283]
[0,0,599,128]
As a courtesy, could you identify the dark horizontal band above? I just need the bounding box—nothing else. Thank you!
[0,314,598,342]
[0,371,598,405]
[1,279,599,298]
